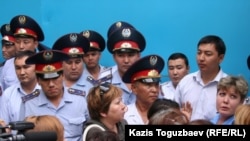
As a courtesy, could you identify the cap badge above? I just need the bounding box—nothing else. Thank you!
[43,65,56,72]
[116,22,122,28]
[18,16,26,24]
[148,70,159,77]
[121,42,132,48]
[43,51,53,61]
[69,48,80,53]
[149,56,158,66]
[5,24,11,32]
[82,31,90,38]
[122,28,131,37]
[17,28,27,34]
[70,34,77,42]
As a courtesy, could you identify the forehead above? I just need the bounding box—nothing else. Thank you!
[168,58,186,65]
[198,43,217,52]
[14,56,29,63]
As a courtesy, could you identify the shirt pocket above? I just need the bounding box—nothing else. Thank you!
[66,117,86,138]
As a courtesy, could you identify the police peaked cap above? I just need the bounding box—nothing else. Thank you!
[80,30,105,52]
[1,24,15,43]
[122,54,165,83]
[107,21,135,38]
[10,15,44,41]
[25,50,70,79]
[107,27,146,54]
[52,33,90,57]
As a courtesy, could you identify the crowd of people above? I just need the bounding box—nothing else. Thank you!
[0,14,249,141]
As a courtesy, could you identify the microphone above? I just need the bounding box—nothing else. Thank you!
[7,121,34,131]
[3,131,57,141]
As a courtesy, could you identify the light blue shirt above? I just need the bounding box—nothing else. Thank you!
[0,58,19,91]
[160,81,176,100]
[0,83,41,124]
[23,88,89,141]
[81,65,112,95]
[110,66,136,105]
[210,113,234,125]
[174,69,228,121]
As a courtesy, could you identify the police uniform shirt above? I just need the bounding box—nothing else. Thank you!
[0,83,41,124]
[23,89,89,141]
[174,69,228,121]
[0,58,19,91]
[160,81,176,100]
[124,102,145,125]
[82,65,113,95]
[63,74,89,99]
[110,68,136,105]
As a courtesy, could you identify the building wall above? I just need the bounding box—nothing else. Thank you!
[1,0,250,94]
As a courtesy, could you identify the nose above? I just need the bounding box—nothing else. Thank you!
[71,62,77,69]
[124,56,129,63]
[198,53,205,61]
[20,68,25,74]
[48,79,56,86]
[123,103,128,112]
[223,96,229,103]
[18,42,25,50]
[173,68,178,74]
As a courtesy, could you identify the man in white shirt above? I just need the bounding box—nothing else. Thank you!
[174,35,228,121]
[160,52,189,100]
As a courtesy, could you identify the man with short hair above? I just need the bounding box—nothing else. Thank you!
[174,35,228,121]
[160,52,189,100]
[107,26,146,105]
[0,50,39,124]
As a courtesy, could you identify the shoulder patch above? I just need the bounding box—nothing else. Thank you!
[68,88,86,97]
[21,89,40,103]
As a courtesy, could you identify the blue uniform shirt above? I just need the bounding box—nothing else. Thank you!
[0,83,41,124]
[110,66,136,105]
[0,58,19,91]
[22,88,89,141]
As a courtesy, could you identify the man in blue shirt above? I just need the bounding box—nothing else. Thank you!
[22,50,89,141]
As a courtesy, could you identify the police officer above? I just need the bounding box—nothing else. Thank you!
[0,24,16,95]
[0,50,40,124]
[80,30,112,93]
[122,54,165,124]
[1,15,45,91]
[52,33,90,97]
[22,50,89,141]
[107,27,146,105]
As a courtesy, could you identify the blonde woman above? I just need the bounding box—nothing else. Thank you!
[234,104,250,125]
[210,75,248,125]
[25,115,65,141]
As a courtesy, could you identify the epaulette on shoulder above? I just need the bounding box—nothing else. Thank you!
[68,88,86,97]
[21,89,40,103]
[87,74,112,86]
